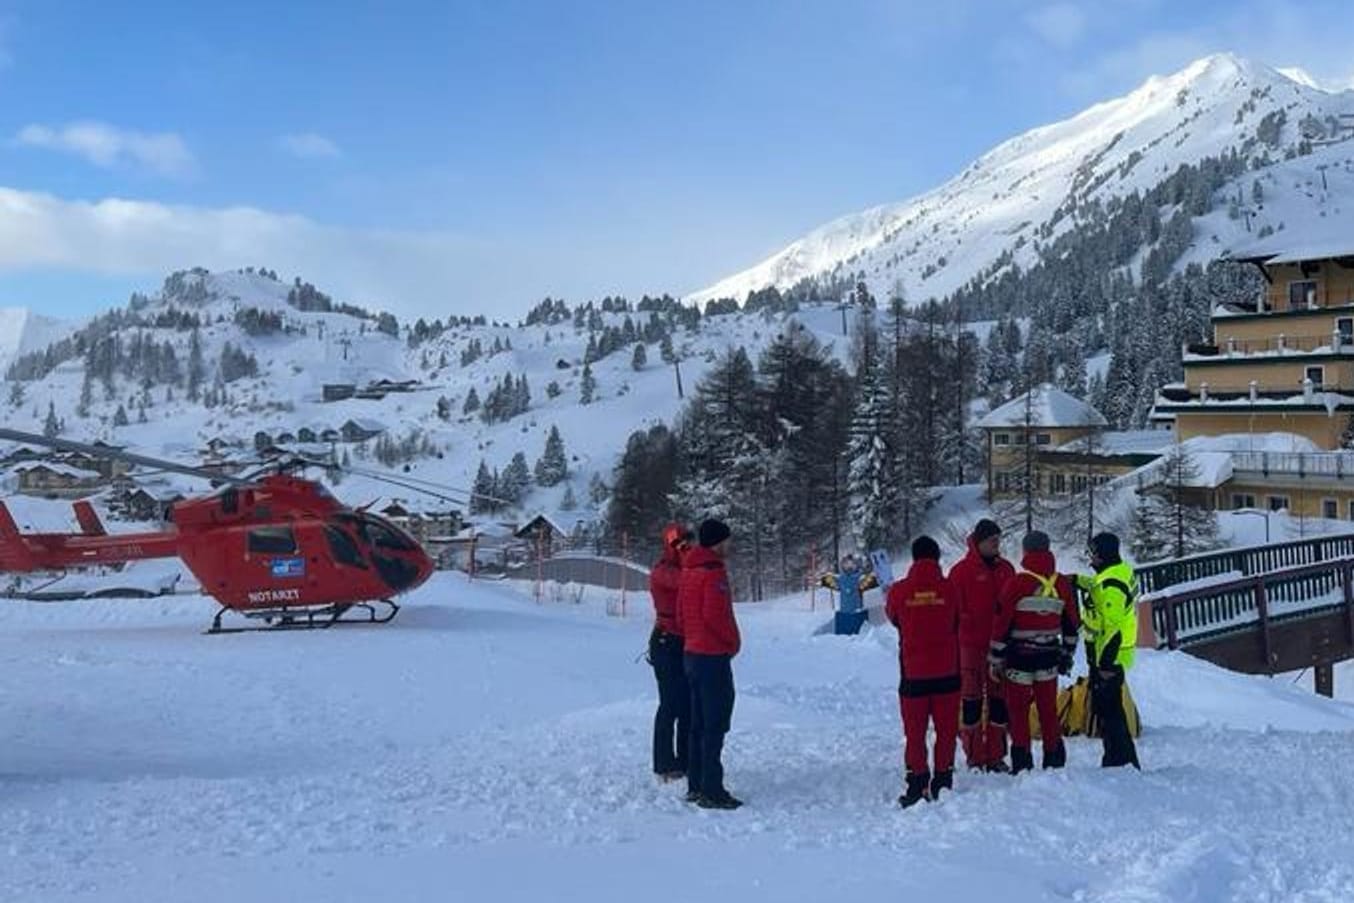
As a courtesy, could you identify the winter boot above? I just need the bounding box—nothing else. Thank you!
[986,758,1010,774]
[697,792,744,811]
[684,789,702,804]
[929,769,953,801]
[897,771,931,809]
[1043,742,1066,770]
[1010,746,1034,776]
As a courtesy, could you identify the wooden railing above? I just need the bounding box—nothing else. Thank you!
[1134,531,1354,595]
[1145,557,1354,653]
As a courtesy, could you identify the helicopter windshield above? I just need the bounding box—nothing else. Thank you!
[335,513,419,552]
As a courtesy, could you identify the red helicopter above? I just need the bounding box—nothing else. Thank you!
[0,427,439,633]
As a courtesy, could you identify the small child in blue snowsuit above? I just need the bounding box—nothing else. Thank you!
[821,555,879,635]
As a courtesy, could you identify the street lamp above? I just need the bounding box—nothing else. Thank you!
[1235,508,1271,544]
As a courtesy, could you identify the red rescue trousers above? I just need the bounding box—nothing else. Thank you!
[960,645,1007,767]
[900,691,960,776]
[1005,678,1060,754]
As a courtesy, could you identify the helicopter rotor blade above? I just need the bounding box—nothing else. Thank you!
[0,428,252,487]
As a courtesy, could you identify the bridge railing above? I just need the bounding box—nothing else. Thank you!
[1134,531,1354,596]
[1144,557,1354,654]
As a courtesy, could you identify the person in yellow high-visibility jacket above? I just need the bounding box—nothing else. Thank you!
[1075,532,1140,769]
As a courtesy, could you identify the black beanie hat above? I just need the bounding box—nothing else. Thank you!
[971,519,1001,544]
[911,535,941,561]
[698,518,732,548]
[1089,531,1120,560]
[1022,531,1051,553]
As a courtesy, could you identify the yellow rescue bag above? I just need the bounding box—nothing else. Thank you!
[1029,677,1141,739]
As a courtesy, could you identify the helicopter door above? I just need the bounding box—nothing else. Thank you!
[240,525,309,607]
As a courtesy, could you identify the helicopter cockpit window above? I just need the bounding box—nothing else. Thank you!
[247,526,297,555]
[360,516,418,552]
[323,525,367,568]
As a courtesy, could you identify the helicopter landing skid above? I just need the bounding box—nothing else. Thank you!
[206,599,400,634]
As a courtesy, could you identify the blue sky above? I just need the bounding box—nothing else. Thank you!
[0,0,1351,320]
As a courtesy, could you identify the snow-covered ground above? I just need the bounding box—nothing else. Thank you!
[3,575,1354,902]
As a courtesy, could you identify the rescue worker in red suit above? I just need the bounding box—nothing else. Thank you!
[990,531,1080,774]
[885,535,961,808]
[947,518,1015,772]
[676,518,743,810]
[648,523,692,781]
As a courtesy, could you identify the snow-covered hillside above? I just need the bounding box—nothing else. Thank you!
[0,269,864,523]
[2,577,1352,902]
[690,53,1354,307]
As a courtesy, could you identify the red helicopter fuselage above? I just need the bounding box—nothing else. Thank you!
[0,475,434,615]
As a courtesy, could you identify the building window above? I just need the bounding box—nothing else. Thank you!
[1323,499,1339,520]
[1035,433,1052,446]
[1232,493,1256,509]
[1348,499,1354,521]
[1339,318,1354,346]
[1267,495,1290,512]
[1071,474,1088,494]
[1050,473,1067,494]
[994,433,1011,447]
[1305,365,1324,387]
[1289,280,1318,309]
[995,472,1012,493]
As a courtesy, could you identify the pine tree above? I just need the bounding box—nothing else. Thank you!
[546,380,562,399]
[534,425,568,486]
[43,401,60,438]
[560,484,578,512]
[77,369,93,418]
[1153,444,1222,559]
[463,387,481,415]
[580,363,597,404]
[846,353,897,552]
[187,328,204,402]
[631,342,647,371]
[113,404,129,427]
[471,459,498,514]
[8,381,24,408]
[501,452,531,504]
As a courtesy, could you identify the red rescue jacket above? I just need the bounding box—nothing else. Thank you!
[885,558,960,695]
[991,550,1080,677]
[677,546,740,656]
[948,537,1015,649]
[649,548,683,635]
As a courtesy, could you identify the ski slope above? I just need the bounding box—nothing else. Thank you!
[2,575,1353,902]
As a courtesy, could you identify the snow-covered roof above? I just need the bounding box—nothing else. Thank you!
[342,417,387,432]
[976,384,1108,430]
[514,512,569,538]
[1055,429,1173,455]
[1232,230,1354,264]
[14,461,102,479]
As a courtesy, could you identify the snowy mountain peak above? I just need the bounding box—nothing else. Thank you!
[688,52,1354,309]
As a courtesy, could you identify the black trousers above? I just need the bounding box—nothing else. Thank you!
[1092,666,1140,769]
[650,629,689,774]
[685,653,735,798]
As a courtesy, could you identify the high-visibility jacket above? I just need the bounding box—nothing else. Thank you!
[1077,561,1137,671]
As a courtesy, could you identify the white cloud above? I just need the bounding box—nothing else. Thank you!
[1025,3,1087,48]
[0,185,507,318]
[278,132,342,159]
[15,121,194,178]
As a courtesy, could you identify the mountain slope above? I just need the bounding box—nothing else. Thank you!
[690,53,1354,306]
[0,307,71,375]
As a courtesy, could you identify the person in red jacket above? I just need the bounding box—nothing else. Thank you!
[649,523,692,781]
[948,518,1015,772]
[677,518,742,810]
[885,535,961,808]
[990,531,1080,774]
